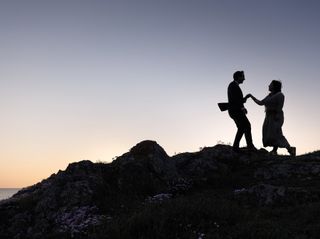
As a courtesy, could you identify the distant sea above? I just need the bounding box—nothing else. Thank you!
[0,188,20,201]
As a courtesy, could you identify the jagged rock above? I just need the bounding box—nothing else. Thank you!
[146,193,173,203]
[111,140,178,196]
[1,141,320,238]
[117,140,177,178]
[235,183,286,205]
[172,145,233,184]
[255,162,320,180]
[235,184,320,206]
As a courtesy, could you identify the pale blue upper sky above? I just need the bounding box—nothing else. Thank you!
[1,0,320,187]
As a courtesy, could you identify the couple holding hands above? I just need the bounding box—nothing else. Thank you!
[223,70,295,156]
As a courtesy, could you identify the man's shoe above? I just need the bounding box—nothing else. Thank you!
[288,147,296,156]
[270,150,278,156]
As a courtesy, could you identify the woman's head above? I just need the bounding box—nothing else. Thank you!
[269,80,282,93]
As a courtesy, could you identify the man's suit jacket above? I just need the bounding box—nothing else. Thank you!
[228,81,245,114]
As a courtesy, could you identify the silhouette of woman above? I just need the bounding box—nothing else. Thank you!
[247,80,296,156]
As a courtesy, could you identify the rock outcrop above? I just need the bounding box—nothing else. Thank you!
[0,140,320,238]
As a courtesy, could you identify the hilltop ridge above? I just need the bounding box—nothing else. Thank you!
[1,140,320,239]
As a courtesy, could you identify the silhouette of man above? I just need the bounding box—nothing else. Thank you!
[228,71,256,152]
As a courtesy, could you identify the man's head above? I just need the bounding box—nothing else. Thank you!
[233,71,245,84]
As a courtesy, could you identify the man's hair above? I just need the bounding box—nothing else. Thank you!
[233,71,244,81]
[271,80,282,92]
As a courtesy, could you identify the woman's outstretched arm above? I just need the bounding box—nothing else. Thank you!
[247,94,264,106]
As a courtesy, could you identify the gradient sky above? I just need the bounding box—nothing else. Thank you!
[1,0,320,188]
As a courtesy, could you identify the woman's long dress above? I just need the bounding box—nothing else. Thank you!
[261,92,290,148]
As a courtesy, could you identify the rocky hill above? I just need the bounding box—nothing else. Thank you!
[1,140,320,239]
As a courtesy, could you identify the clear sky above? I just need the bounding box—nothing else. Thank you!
[1,0,320,188]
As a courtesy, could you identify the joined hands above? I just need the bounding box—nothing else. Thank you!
[244,94,252,102]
